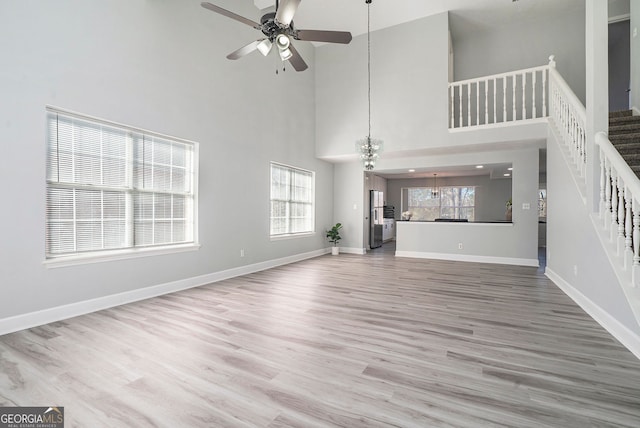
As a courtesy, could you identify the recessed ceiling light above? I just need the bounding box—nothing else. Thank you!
[508,167,513,171]
[475,165,484,169]
[408,169,415,172]
[504,173,511,177]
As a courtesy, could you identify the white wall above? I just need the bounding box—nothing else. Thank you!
[450,4,587,104]
[0,0,333,323]
[315,12,450,159]
[333,162,365,253]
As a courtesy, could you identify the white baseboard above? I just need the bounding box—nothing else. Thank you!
[0,248,328,337]
[545,268,640,360]
[339,247,367,255]
[395,250,539,267]
[632,106,640,117]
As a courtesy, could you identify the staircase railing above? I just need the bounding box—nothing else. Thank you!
[548,56,587,179]
[596,132,640,287]
[448,61,549,129]
[547,57,640,323]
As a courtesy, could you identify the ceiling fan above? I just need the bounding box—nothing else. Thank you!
[201,0,353,72]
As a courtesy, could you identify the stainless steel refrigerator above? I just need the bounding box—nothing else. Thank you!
[370,190,384,248]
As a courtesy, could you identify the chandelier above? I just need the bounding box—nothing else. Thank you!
[356,0,383,170]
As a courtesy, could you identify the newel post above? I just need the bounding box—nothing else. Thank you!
[585,0,609,214]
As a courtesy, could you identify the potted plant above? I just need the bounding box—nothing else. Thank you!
[326,223,342,255]
[506,198,513,221]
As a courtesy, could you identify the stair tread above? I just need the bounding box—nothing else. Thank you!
[610,110,633,118]
[613,143,640,154]
[609,115,640,125]
[610,124,640,135]
[609,134,640,143]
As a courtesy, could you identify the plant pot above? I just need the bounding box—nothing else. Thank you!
[506,206,512,221]
[331,246,339,255]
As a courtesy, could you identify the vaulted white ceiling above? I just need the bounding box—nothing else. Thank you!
[253,0,584,40]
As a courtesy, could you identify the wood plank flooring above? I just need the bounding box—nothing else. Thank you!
[1,246,640,427]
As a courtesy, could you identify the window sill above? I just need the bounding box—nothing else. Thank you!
[270,232,315,241]
[43,243,201,269]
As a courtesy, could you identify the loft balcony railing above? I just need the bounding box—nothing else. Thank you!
[448,59,552,129]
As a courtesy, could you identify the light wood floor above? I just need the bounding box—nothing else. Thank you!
[2,245,640,427]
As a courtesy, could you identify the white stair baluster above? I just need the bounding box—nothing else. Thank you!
[605,160,612,229]
[522,72,527,120]
[467,83,471,126]
[502,77,507,123]
[618,176,626,255]
[542,68,547,117]
[458,83,463,127]
[633,198,640,287]
[532,71,537,118]
[485,79,489,125]
[599,148,606,217]
[512,75,516,121]
[476,81,480,126]
[625,186,633,268]
[450,85,454,128]
[492,78,496,124]
[611,168,618,242]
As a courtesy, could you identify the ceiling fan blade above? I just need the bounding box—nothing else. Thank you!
[296,29,353,44]
[287,43,308,72]
[275,0,301,28]
[201,2,261,30]
[226,40,262,60]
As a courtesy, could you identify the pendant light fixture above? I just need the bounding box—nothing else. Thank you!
[432,174,439,198]
[355,0,383,171]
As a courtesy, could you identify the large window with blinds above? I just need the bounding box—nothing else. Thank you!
[46,108,197,260]
[270,163,315,237]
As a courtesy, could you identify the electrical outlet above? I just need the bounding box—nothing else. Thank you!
[458,243,463,250]
[522,203,530,210]
[240,249,245,257]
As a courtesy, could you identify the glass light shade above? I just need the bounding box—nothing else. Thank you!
[257,39,273,56]
[279,48,293,61]
[355,136,384,171]
[276,34,290,50]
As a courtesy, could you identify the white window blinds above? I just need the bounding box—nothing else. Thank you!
[46,110,196,258]
[270,163,314,236]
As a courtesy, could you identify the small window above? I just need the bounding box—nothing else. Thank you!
[270,163,315,236]
[46,108,198,260]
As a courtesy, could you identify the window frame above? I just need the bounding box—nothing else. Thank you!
[44,106,199,267]
[269,162,315,239]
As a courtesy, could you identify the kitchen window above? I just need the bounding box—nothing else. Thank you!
[406,186,475,221]
[45,108,198,263]
[270,162,315,237]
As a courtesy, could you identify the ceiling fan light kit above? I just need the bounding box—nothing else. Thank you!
[201,0,353,72]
